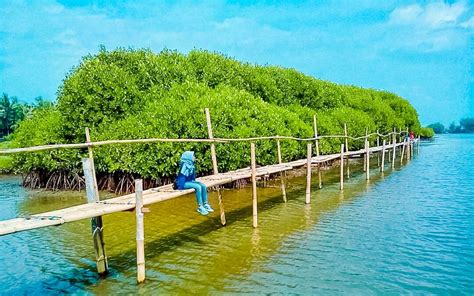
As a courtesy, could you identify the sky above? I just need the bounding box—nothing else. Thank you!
[0,0,472,125]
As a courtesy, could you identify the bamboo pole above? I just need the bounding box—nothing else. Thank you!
[365,139,370,180]
[376,130,380,167]
[82,158,108,275]
[380,140,386,173]
[344,123,350,178]
[135,179,145,284]
[204,108,226,225]
[340,144,344,190]
[400,139,406,164]
[276,139,287,203]
[306,143,312,204]
[251,143,258,228]
[406,138,410,160]
[313,115,322,189]
[364,127,368,172]
[417,136,421,155]
[392,131,396,169]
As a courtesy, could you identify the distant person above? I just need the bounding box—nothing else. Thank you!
[409,131,415,140]
[176,151,214,215]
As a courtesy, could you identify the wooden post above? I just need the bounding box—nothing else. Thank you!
[82,158,108,275]
[204,108,226,226]
[380,140,386,172]
[135,179,145,284]
[340,144,344,190]
[344,123,350,178]
[400,139,406,164]
[306,143,312,204]
[251,143,258,228]
[276,139,287,203]
[83,127,108,276]
[363,127,368,172]
[417,136,421,155]
[365,139,370,180]
[313,115,322,189]
[406,138,410,160]
[392,132,396,169]
[376,130,380,167]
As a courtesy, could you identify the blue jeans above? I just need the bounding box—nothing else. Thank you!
[183,181,208,207]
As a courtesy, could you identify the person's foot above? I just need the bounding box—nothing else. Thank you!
[197,205,209,216]
[204,204,214,213]
[204,203,214,212]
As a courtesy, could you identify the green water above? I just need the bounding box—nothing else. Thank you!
[0,134,473,294]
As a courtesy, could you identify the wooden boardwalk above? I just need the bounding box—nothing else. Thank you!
[0,142,406,236]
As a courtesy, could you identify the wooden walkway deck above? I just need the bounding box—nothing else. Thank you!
[0,142,405,236]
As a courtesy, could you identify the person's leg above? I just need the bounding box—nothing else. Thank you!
[196,181,213,212]
[196,181,208,204]
[183,181,203,206]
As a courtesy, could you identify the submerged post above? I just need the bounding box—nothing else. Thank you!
[380,139,386,172]
[365,139,370,180]
[82,158,108,275]
[340,144,344,190]
[400,139,406,164]
[313,115,322,189]
[417,136,421,155]
[276,139,287,202]
[306,143,312,204]
[83,128,108,276]
[364,127,368,172]
[376,130,380,167]
[135,179,145,284]
[344,123,350,178]
[251,143,258,228]
[204,108,226,226]
[392,131,396,169]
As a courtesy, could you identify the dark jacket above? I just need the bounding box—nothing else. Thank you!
[176,171,196,190]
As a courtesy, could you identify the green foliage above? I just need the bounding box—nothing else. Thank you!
[419,127,435,138]
[10,48,423,180]
[427,122,445,134]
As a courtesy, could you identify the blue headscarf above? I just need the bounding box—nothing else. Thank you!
[180,151,195,176]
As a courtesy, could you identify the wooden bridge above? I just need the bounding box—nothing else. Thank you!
[0,108,420,283]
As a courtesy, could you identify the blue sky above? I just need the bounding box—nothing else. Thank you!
[0,0,472,125]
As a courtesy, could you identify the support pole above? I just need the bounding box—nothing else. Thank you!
[392,131,396,169]
[417,136,421,155]
[251,143,258,228]
[306,143,312,204]
[365,139,370,180]
[364,127,368,172]
[400,139,406,164]
[380,140,386,173]
[376,130,380,167]
[340,144,344,190]
[135,179,145,284]
[313,115,322,189]
[205,108,226,226]
[344,123,350,178]
[83,128,108,276]
[276,139,287,203]
[406,138,410,160]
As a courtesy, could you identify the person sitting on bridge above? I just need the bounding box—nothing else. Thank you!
[176,151,214,216]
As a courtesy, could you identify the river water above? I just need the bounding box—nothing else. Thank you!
[0,134,473,294]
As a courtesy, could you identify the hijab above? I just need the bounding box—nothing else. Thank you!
[179,151,195,176]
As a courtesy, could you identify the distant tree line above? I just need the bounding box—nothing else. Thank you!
[428,118,474,134]
[0,93,52,139]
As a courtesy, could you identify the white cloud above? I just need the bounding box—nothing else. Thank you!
[460,16,474,29]
[386,1,472,52]
[389,1,467,28]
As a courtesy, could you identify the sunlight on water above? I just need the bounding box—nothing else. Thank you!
[0,134,473,294]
